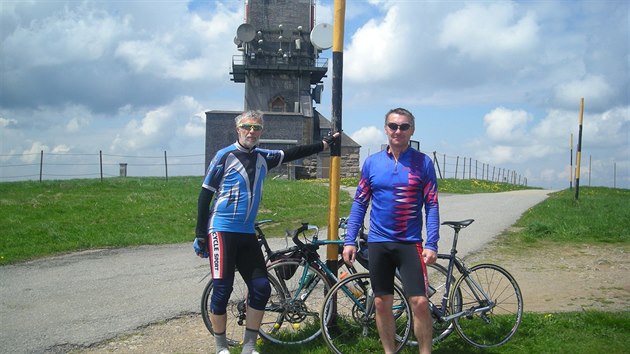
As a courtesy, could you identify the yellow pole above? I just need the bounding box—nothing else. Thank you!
[327,0,345,268]
[575,98,584,200]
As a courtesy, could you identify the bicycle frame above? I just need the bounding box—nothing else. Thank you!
[432,220,496,322]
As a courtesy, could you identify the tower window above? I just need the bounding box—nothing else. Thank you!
[270,96,287,112]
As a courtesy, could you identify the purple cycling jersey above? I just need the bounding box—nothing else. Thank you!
[345,147,440,252]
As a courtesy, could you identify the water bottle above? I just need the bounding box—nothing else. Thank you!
[340,271,364,298]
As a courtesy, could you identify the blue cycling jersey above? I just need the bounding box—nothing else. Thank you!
[345,147,440,252]
[202,142,284,234]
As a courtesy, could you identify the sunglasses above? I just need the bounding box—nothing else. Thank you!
[386,122,411,131]
[238,123,263,131]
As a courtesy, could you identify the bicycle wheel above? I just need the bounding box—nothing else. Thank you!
[200,272,249,346]
[405,262,458,346]
[452,263,523,348]
[321,273,411,354]
[259,259,331,345]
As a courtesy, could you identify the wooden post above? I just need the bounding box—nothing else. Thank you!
[575,98,584,200]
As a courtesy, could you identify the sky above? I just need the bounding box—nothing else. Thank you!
[1,0,628,190]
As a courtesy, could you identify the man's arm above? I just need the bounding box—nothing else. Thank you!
[282,132,339,163]
[423,157,440,253]
[194,187,214,255]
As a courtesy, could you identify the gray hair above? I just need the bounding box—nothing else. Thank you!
[235,110,264,126]
[384,107,415,128]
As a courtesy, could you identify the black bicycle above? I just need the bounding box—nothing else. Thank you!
[428,219,524,348]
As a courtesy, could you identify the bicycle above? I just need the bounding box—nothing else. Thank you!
[200,219,359,346]
[320,219,523,353]
[200,219,298,346]
[429,219,523,348]
[317,224,425,354]
[259,221,364,345]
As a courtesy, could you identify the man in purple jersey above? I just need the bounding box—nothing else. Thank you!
[343,108,440,354]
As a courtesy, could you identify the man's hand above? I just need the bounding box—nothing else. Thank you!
[423,249,437,265]
[193,237,209,258]
[343,245,357,266]
[322,132,341,150]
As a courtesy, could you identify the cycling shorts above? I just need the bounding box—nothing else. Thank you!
[367,241,428,297]
[209,231,267,282]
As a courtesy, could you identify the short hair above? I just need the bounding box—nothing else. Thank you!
[235,110,264,126]
[384,108,415,128]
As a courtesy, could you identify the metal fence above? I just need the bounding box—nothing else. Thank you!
[1,149,529,186]
[432,152,527,186]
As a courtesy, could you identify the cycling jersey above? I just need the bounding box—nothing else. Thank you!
[202,142,283,233]
[199,141,324,235]
[345,147,440,252]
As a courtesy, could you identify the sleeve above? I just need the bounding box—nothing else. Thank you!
[345,161,372,246]
[282,141,324,163]
[195,187,215,240]
[423,156,440,252]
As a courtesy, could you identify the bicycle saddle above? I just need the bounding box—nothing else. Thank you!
[442,219,475,229]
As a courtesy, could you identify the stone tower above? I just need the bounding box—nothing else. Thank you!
[205,0,360,179]
[231,0,327,116]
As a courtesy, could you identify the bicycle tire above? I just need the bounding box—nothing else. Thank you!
[405,262,458,346]
[452,263,523,348]
[320,272,412,354]
[259,259,331,345]
[200,272,249,346]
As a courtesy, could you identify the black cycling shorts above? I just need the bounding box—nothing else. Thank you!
[367,241,428,297]
[209,231,267,282]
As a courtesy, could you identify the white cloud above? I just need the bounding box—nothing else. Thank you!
[344,6,407,82]
[110,96,203,153]
[553,75,614,111]
[22,141,49,163]
[483,107,532,142]
[439,2,539,61]
[0,117,18,128]
[350,126,386,164]
[3,4,127,69]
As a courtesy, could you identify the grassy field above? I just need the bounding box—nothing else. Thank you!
[0,176,534,265]
[2,177,628,353]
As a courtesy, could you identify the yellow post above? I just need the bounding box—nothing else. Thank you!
[575,98,584,200]
[327,0,345,268]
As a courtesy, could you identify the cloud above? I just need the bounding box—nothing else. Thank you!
[110,96,203,153]
[350,126,386,164]
[344,6,407,82]
[483,107,533,143]
[553,75,614,111]
[439,2,539,61]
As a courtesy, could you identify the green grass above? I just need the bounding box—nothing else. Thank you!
[0,176,531,265]
[508,187,630,244]
[0,176,353,265]
[254,311,630,354]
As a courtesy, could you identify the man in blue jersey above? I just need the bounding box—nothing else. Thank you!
[343,108,440,354]
[194,110,338,354]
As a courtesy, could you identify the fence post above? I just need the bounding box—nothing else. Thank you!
[462,156,466,179]
[475,160,478,179]
[164,150,168,182]
[433,152,443,179]
[100,150,103,182]
[39,150,43,182]
[455,156,459,179]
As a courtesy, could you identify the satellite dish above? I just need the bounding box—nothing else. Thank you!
[236,23,256,42]
[310,23,333,50]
